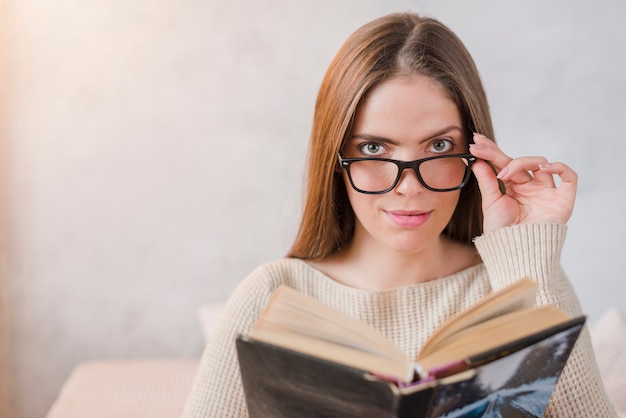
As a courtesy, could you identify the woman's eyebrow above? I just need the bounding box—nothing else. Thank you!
[418,126,464,143]
[350,126,464,145]
[349,133,399,145]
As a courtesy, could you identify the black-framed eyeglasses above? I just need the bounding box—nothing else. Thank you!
[338,153,477,194]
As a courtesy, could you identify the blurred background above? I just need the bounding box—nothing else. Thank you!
[1,0,625,417]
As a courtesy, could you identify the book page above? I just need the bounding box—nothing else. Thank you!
[417,305,571,371]
[419,279,537,356]
[250,286,415,382]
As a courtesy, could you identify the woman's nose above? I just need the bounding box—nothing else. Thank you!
[394,167,426,195]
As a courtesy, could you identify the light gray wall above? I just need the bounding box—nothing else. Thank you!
[3,0,625,417]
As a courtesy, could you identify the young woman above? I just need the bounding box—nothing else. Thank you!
[183,12,616,417]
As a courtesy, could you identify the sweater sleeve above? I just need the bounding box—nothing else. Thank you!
[474,223,617,417]
[181,268,275,418]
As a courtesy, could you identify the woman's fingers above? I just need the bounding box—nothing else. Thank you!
[470,133,513,172]
[470,133,554,186]
[470,159,501,206]
[468,132,578,187]
[469,133,578,229]
[536,161,578,198]
[497,156,553,187]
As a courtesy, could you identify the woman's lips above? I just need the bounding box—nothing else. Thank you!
[385,210,431,228]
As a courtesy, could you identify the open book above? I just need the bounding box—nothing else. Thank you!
[236,279,586,417]
[245,279,574,382]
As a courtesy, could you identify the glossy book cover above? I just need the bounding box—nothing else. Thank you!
[236,317,585,418]
[426,318,584,417]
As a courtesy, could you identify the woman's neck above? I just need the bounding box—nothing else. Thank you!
[312,234,480,291]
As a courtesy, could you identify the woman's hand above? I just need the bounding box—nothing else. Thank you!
[469,133,577,234]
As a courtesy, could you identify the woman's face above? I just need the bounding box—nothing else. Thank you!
[341,75,467,255]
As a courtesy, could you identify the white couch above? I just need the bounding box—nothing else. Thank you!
[45,359,199,418]
[45,306,626,418]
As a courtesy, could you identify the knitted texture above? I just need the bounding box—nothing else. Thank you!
[182,223,617,417]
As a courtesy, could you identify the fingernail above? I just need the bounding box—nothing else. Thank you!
[539,162,552,169]
[473,134,491,146]
[496,166,509,179]
[469,143,484,150]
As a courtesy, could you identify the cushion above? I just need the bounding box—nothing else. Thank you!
[46,359,199,418]
[590,308,626,416]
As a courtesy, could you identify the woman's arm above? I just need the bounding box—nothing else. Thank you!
[470,134,617,415]
[475,223,617,417]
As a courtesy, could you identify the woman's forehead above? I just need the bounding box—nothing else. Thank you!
[352,75,463,139]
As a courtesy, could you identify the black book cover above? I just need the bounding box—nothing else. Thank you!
[236,317,585,418]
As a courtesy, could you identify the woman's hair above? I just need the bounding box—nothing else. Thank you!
[288,12,495,260]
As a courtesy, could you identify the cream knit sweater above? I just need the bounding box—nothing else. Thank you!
[182,223,617,417]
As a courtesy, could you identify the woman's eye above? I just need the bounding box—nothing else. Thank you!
[431,139,454,153]
[359,143,385,156]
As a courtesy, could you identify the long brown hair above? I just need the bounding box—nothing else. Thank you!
[288,12,495,260]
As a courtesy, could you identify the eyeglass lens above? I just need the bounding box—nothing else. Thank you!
[348,156,470,192]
